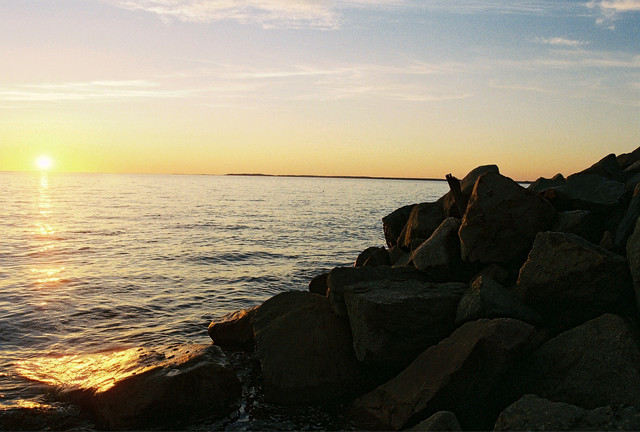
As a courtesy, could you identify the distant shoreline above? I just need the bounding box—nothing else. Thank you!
[225,173,446,182]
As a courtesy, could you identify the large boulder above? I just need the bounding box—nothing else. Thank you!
[571,153,624,182]
[617,146,640,171]
[397,201,445,250]
[458,172,556,264]
[326,265,427,317]
[442,165,500,218]
[528,175,565,194]
[411,217,464,281]
[455,276,542,326]
[495,394,640,431]
[550,210,603,244]
[382,204,415,248]
[541,174,626,212]
[343,280,467,383]
[626,218,640,311]
[516,231,634,326]
[615,184,640,250]
[208,306,258,347]
[526,314,640,409]
[355,246,390,267]
[88,345,241,430]
[252,291,361,405]
[350,318,536,431]
[308,272,329,296]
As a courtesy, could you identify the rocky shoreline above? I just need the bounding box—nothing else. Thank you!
[5,147,640,431]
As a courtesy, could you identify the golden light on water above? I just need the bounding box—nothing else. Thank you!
[31,267,66,284]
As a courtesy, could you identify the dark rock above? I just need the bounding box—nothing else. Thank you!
[528,175,565,194]
[410,411,462,431]
[456,276,542,326]
[252,291,361,405]
[626,218,640,311]
[495,394,640,431]
[459,172,556,264]
[308,272,329,296]
[600,230,616,251]
[398,201,445,250]
[472,263,510,286]
[208,306,258,347]
[343,280,467,383]
[89,345,241,430]
[617,146,640,170]
[392,252,413,268]
[624,159,640,176]
[526,314,640,409]
[516,231,634,326]
[411,217,463,281]
[326,265,427,317]
[615,184,640,250]
[0,403,91,432]
[388,246,409,266]
[382,204,415,248]
[355,246,389,267]
[442,165,500,218]
[541,173,626,212]
[570,153,624,182]
[627,173,640,193]
[551,210,602,244]
[350,318,536,431]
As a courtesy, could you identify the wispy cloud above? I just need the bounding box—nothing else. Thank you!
[535,37,590,47]
[587,0,640,29]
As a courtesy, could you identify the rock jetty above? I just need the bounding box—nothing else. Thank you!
[208,147,640,431]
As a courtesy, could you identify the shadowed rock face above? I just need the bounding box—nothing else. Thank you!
[252,291,361,405]
[382,204,415,248]
[627,218,640,310]
[208,306,258,347]
[397,201,445,251]
[349,318,536,431]
[458,172,556,264]
[411,217,463,281]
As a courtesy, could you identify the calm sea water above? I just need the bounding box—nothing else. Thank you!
[0,172,448,425]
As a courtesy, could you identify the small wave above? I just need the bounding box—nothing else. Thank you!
[189,250,287,264]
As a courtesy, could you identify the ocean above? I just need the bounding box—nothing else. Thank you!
[0,171,449,429]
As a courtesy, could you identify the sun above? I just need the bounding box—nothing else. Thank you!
[35,155,54,171]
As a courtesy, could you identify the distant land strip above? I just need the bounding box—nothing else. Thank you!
[225,173,446,182]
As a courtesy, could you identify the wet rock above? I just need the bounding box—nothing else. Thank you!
[252,291,361,405]
[343,279,466,383]
[455,276,542,326]
[551,210,602,244]
[411,217,464,281]
[382,204,415,248]
[526,314,640,409]
[326,265,427,317]
[89,344,241,430]
[355,246,390,267]
[495,394,640,431]
[442,165,500,218]
[458,172,556,264]
[208,306,258,347]
[516,231,634,326]
[397,201,445,251]
[350,318,536,431]
[308,272,329,296]
[409,411,462,431]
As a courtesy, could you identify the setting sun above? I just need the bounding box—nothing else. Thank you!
[35,155,53,171]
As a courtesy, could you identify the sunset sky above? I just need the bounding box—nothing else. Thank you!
[1,0,638,180]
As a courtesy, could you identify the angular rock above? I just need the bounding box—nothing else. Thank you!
[397,201,445,251]
[615,184,640,250]
[350,318,536,431]
[410,411,462,431]
[343,280,467,382]
[458,172,556,264]
[455,276,542,326]
[626,218,640,310]
[388,246,409,266]
[551,210,603,244]
[541,174,626,212]
[442,165,500,218]
[526,314,640,409]
[617,146,640,171]
[411,217,463,281]
[326,265,427,317]
[355,246,390,267]
[308,272,329,296]
[472,263,510,286]
[89,345,241,430]
[571,153,624,182]
[495,394,640,431]
[528,175,565,194]
[516,231,634,326]
[252,291,361,405]
[208,306,258,347]
[382,204,415,248]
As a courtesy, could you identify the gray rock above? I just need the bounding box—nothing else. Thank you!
[343,279,466,382]
[208,306,258,347]
[459,172,556,264]
[516,231,634,325]
[383,204,415,248]
[527,314,640,409]
[551,210,602,244]
[253,291,361,405]
[398,201,446,250]
[410,411,462,431]
[442,165,500,218]
[626,218,640,311]
[456,276,542,326]
[542,173,626,211]
[411,217,463,281]
[350,318,536,431]
[495,394,640,431]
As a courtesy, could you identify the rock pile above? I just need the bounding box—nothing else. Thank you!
[209,147,640,431]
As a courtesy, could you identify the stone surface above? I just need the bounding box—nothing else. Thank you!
[442,165,500,218]
[455,276,542,326]
[411,217,463,281]
[516,231,634,325]
[397,201,445,250]
[495,394,640,431]
[350,318,536,431]
[526,314,640,410]
[343,279,467,382]
[617,146,640,170]
[252,291,361,405]
[458,172,556,264]
[571,153,624,182]
[409,411,462,431]
[528,175,565,194]
[382,204,415,248]
[615,184,640,250]
[89,345,241,430]
[326,265,427,317]
[626,218,640,311]
[551,210,602,244]
[208,306,258,347]
[308,272,329,296]
[541,173,626,211]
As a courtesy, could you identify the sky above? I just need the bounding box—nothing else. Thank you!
[0,0,638,180]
